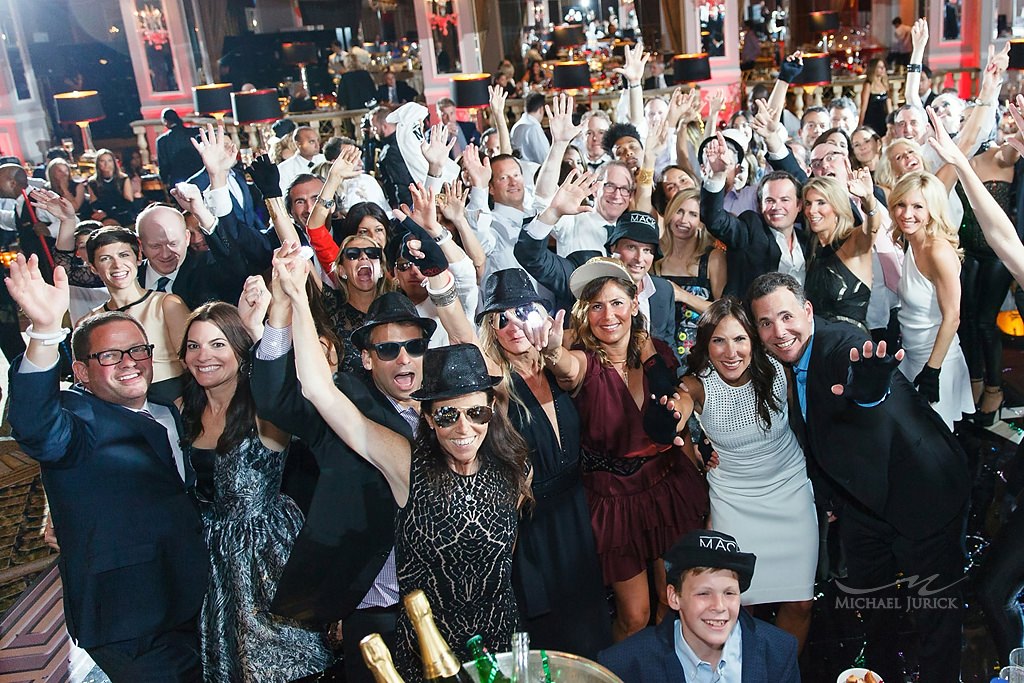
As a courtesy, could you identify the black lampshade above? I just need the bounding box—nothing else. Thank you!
[792,53,832,85]
[1010,40,1024,70]
[282,42,318,66]
[673,54,712,84]
[450,74,491,108]
[231,89,282,125]
[552,24,586,48]
[808,11,840,33]
[54,91,105,123]
[552,61,591,90]
[192,83,233,116]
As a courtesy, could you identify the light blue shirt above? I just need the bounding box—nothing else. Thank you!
[673,617,743,683]
[794,335,813,420]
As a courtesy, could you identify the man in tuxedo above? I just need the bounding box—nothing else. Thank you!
[8,254,208,681]
[748,272,969,683]
[437,97,480,158]
[155,108,203,188]
[189,164,273,274]
[253,291,434,683]
[375,70,418,105]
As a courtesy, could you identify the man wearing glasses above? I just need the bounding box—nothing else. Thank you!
[251,291,437,683]
[7,254,208,681]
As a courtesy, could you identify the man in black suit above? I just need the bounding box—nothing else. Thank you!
[253,291,435,683]
[437,97,481,158]
[375,70,418,105]
[155,108,203,188]
[8,255,208,681]
[748,272,969,683]
[371,104,415,208]
[701,136,810,298]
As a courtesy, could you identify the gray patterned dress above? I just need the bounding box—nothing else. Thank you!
[191,435,334,682]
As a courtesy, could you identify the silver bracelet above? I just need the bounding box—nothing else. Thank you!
[429,285,458,307]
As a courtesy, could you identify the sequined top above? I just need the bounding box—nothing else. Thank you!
[805,240,871,332]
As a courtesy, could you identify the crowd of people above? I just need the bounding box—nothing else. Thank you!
[7,15,1024,683]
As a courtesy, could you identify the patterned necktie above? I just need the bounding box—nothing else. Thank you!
[154,276,170,292]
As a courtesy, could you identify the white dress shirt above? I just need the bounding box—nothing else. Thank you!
[509,113,550,165]
[277,153,327,195]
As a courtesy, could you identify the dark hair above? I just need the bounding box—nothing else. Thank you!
[322,136,344,161]
[525,92,546,114]
[686,297,780,430]
[800,106,828,127]
[342,202,392,242]
[746,271,808,307]
[86,226,140,263]
[812,127,860,169]
[749,84,770,103]
[414,388,534,508]
[45,147,70,162]
[162,108,183,126]
[71,311,147,361]
[285,173,324,213]
[603,122,642,154]
[755,170,801,204]
[570,276,648,369]
[120,147,143,178]
[178,302,257,455]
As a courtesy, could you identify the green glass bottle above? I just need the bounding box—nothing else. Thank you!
[467,635,511,683]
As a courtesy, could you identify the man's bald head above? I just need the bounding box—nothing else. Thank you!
[0,163,27,199]
[136,204,189,275]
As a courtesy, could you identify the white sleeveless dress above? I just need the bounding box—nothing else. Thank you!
[697,356,818,605]
[897,246,973,428]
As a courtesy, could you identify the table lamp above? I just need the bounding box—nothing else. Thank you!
[192,83,233,120]
[673,54,712,85]
[282,42,318,94]
[231,89,283,149]
[54,90,105,154]
[552,61,591,92]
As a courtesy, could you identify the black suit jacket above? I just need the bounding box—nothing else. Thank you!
[251,346,411,624]
[512,227,674,344]
[137,212,249,309]
[375,80,419,105]
[701,184,812,299]
[338,69,378,110]
[376,132,415,209]
[156,124,203,187]
[598,611,800,682]
[9,359,208,649]
[187,168,273,273]
[793,318,970,540]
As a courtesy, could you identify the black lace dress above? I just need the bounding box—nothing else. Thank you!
[320,286,371,378]
[393,453,520,679]
[191,435,334,682]
[805,241,871,332]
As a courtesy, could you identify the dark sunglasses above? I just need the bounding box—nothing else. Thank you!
[395,261,416,272]
[431,405,494,428]
[371,337,429,360]
[343,246,382,261]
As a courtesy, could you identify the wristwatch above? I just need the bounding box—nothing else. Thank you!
[317,197,337,210]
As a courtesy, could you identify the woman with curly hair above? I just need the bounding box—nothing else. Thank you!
[890,171,973,427]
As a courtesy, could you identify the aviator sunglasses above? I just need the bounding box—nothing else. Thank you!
[431,405,494,428]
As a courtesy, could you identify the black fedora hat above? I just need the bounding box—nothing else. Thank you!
[663,530,757,592]
[476,268,548,323]
[605,210,663,259]
[410,343,502,401]
[351,292,437,351]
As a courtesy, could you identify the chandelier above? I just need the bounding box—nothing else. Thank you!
[369,0,400,11]
[136,4,170,49]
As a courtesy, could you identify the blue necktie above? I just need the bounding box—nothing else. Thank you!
[794,365,808,420]
[154,276,170,292]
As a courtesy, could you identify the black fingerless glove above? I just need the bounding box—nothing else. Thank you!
[842,351,900,404]
[642,352,681,445]
[913,365,941,403]
[399,216,448,277]
[778,57,804,84]
[247,154,282,200]
[643,352,678,399]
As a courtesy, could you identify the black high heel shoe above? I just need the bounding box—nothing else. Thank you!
[975,387,1004,427]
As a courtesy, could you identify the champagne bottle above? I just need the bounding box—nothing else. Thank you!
[404,589,474,683]
[467,635,511,683]
[360,633,406,683]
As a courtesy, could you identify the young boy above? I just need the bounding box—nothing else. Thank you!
[598,530,800,682]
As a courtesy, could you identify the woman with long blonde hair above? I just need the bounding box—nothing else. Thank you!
[802,174,880,332]
[653,188,726,368]
[890,171,973,427]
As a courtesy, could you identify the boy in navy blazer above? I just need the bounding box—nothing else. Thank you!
[599,530,800,682]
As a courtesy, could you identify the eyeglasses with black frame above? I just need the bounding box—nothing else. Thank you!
[431,405,494,428]
[342,246,382,261]
[86,344,155,366]
[371,337,429,360]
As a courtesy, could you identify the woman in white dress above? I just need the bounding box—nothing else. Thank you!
[670,296,817,652]
[890,171,974,428]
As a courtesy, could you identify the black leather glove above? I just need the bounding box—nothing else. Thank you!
[778,56,804,84]
[246,154,282,200]
[643,352,682,445]
[643,352,678,399]
[841,349,901,404]
[913,365,941,403]
[399,216,448,277]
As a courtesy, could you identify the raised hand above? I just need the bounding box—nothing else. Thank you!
[421,122,456,168]
[677,88,703,124]
[328,144,363,181]
[644,392,683,445]
[461,143,492,187]
[488,84,508,118]
[546,93,584,144]
[546,169,600,219]
[847,167,874,200]
[29,188,76,223]
[438,179,469,223]
[980,43,1010,102]
[1006,94,1024,157]
[271,241,308,304]
[750,99,783,145]
[926,106,969,167]
[703,133,735,175]
[5,254,69,331]
[191,123,237,178]
[830,340,905,402]
[708,90,726,115]
[644,116,671,159]
[614,43,650,85]
[506,307,564,352]
[170,182,205,215]
[665,87,688,128]
[777,50,804,83]
[910,17,929,52]
[400,226,448,277]
[246,153,282,199]
[237,274,271,341]
[398,182,441,236]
